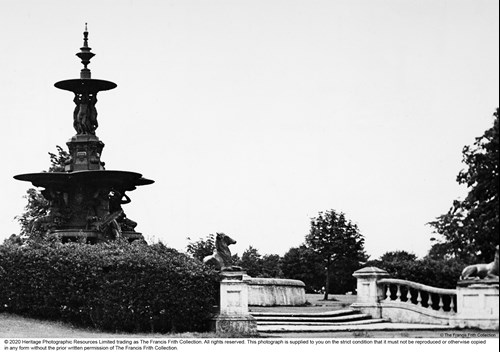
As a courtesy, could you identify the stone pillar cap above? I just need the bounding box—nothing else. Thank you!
[220,270,249,281]
[353,266,390,278]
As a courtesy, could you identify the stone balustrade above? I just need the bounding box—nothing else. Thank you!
[352,267,498,329]
[378,278,457,314]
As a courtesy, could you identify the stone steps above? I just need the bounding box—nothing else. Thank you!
[251,308,358,318]
[254,313,373,323]
[251,308,390,332]
[257,318,388,326]
[257,322,454,333]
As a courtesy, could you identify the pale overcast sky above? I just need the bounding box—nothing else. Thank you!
[1,0,498,259]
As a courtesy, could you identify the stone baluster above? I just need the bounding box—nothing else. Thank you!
[429,293,435,310]
[438,295,444,312]
[385,285,391,302]
[449,295,455,312]
[396,285,402,302]
[416,290,422,307]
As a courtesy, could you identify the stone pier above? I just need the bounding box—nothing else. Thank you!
[451,279,499,330]
[212,271,257,334]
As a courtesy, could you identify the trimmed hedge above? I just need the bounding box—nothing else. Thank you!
[0,242,219,333]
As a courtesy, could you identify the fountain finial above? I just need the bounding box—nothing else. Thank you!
[54,25,116,135]
[76,23,95,79]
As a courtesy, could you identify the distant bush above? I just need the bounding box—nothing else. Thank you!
[365,257,465,289]
[0,242,219,333]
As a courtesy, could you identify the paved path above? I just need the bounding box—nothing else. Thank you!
[259,328,499,339]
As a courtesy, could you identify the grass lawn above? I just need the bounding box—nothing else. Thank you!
[0,313,226,338]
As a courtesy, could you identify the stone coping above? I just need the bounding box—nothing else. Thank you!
[378,278,457,296]
[247,277,305,287]
[457,278,499,287]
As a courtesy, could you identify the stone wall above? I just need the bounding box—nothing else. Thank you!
[247,278,306,306]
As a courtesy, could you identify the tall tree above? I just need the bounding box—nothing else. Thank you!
[429,109,499,262]
[306,209,367,300]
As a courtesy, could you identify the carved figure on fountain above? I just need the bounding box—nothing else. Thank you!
[109,189,137,231]
[73,93,99,135]
[31,188,71,236]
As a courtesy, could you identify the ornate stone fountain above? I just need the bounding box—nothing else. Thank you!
[14,25,154,243]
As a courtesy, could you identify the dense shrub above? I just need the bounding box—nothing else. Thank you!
[0,241,219,333]
[365,257,465,289]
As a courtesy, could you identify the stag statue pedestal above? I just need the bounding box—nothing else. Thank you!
[211,270,257,335]
[450,279,499,330]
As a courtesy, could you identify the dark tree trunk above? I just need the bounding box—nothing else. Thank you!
[323,264,330,300]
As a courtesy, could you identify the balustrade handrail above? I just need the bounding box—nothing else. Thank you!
[377,278,456,296]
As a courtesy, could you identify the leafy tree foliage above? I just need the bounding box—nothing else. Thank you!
[48,145,71,172]
[306,209,367,299]
[328,256,365,294]
[16,188,50,239]
[260,254,284,278]
[235,247,284,278]
[185,233,241,270]
[2,234,24,246]
[239,246,263,277]
[281,246,322,292]
[379,250,418,263]
[426,241,453,261]
[186,234,215,262]
[366,251,464,289]
[429,109,499,262]
[16,146,71,239]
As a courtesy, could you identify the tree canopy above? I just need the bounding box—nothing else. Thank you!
[281,245,325,292]
[306,209,367,299]
[365,250,463,289]
[239,246,262,277]
[429,108,499,262]
[379,250,418,263]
